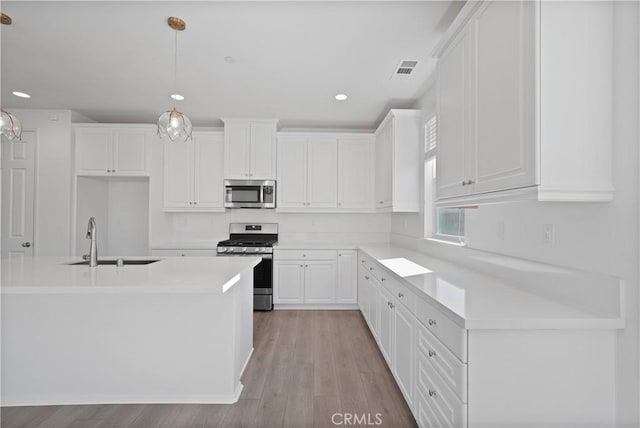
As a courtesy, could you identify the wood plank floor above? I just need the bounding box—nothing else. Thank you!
[1,310,417,428]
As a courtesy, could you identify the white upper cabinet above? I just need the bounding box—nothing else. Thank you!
[75,126,150,176]
[434,0,614,204]
[374,110,422,212]
[277,133,373,212]
[222,119,277,180]
[163,131,224,212]
[338,137,373,210]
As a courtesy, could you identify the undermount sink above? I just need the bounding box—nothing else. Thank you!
[67,259,161,266]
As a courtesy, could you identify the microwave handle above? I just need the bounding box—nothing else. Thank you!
[225,187,232,202]
[260,187,264,203]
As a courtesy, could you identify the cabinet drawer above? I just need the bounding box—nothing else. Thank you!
[394,281,418,315]
[417,298,467,362]
[274,250,336,260]
[417,322,467,403]
[417,352,467,428]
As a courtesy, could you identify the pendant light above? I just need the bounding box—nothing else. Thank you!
[0,14,22,141]
[157,17,192,142]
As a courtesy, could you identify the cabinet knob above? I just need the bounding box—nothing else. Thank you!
[461,180,467,186]
[379,201,383,204]
[365,276,370,280]
[338,202,342,206]
[389,303,395,309]
[369,267,374,271]
[398,292,403,298]
[428,350,436,358]
[428,389,437,398]
[361,260,365,264]
[302,254,306,257]
[300,264,303,267]
[381,277,386,282]
[428,319,437,326]
[468,180,475,185]
[21,242,31,248]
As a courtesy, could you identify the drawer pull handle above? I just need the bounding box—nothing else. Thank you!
[398,292,404,298]
[428,319,437,326]
[428,350,436,358]
[381,278,386,282]
[428,389,437,398]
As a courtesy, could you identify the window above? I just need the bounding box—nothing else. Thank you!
[423,115,465,244]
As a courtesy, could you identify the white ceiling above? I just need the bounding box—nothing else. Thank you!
[1,1,463,129]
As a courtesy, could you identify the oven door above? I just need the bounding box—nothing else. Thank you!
[253,256,273,310]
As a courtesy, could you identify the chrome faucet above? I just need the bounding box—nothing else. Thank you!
[84,217,98,267]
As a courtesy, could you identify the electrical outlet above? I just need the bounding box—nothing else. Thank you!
[542,224,555,246]
[496,222,504,240]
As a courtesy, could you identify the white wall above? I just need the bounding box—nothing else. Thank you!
[392,3,640,426]
[75,177,149,257]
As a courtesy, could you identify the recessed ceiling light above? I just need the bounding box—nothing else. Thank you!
[170,94,185,101]
[335,93,348,101]
[12,91,31,99]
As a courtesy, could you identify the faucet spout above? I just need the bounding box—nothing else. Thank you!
[86,217,98,267]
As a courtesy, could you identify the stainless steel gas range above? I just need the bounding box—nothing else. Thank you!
[216,223,277,311]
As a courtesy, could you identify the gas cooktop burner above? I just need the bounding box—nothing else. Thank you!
[216,223,279,256]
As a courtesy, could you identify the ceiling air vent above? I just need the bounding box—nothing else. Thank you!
[392,60,418,79]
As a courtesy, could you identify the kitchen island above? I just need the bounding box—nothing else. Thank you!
[1,256,260,406]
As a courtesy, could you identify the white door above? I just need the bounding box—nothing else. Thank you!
[194,134,224,209]
[224,122,251,179]
[273,261,305,304]
[307,137,338,209]
[337,250,357,304]
[250,123,276,180]
[277,136,307,209]
[377,286,394,366]
[470,0,536,194]
[112,130,147,176]
[2,132,36,258]
[437,27,471,199]
[304,260,337,304]
[75,128,112,175]
[338,137,372,210]
[393,303,415,409]
[163,139,193,208]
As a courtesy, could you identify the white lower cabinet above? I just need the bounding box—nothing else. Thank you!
[358,251,617,428]
[393,302,416,411]
[274,249,356,307]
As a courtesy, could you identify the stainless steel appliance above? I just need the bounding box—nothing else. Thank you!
[217,223,277,310]
[224,180,276,209]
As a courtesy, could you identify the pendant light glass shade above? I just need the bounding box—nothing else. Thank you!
[0,109,22,141]
[157,107,192,142]
[157,17,192,143]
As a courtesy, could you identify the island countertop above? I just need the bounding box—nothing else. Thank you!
[1,256,260,294]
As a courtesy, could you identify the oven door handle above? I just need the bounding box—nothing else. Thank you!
[261,253,272,260]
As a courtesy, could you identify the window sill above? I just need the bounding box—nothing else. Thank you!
[424,237,467,247]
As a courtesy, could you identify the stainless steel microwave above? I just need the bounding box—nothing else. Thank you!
[224,180,276,209]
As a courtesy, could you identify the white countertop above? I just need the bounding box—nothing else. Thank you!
[1,256,260,294]
[358,244,625,330]
[151,242,218,250]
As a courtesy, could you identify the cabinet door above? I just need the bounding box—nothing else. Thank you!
[357,265,369,314]
[277,136,307,209]
[375,123,392,208]
[437,26,471,199]
[194,133,224,209]
[377,286,394,366]
[338,137,372,210]
[393,303,415,410]
[163,139,193,208]
[273,261,305,304]
[470,0,536,194]
[307,137,338,208]
[224,122,251,179]
[250,123,276,180]
[304,260,337,304]
[337,250,357,304]
[112,130,148,176]
[367,277,379,339]
[75,128,112,175]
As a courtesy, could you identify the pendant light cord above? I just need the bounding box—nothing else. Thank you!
[173,29,178,99]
